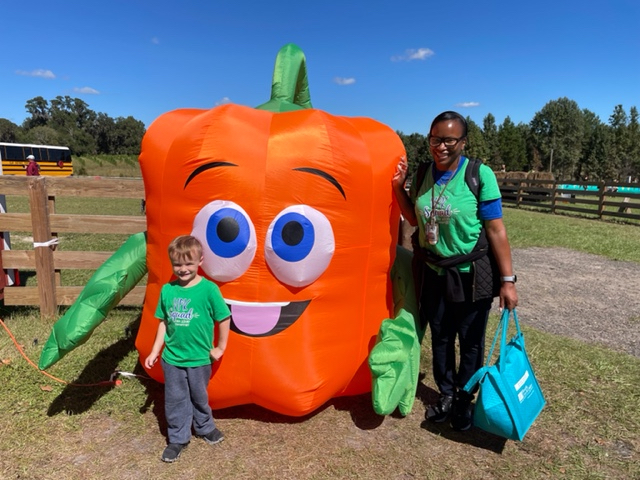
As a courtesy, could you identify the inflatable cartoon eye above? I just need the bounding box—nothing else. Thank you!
[265,205,334,287]
[191,200,256,282]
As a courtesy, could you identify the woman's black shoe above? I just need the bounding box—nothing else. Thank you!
[450,392,474,431]
[425,394,454,423]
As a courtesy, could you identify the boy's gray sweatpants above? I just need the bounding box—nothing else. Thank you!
[162,359,216,444]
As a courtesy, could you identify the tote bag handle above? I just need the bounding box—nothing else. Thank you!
[464,308,519,392]
[485,308,521,369]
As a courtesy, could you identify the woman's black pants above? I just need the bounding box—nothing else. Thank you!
[420,266,492,397]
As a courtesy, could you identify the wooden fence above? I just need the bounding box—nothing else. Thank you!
[497,178,640,222]
[0,176,146,318]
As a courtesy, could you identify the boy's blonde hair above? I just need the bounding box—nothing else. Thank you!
[168,235,203,262]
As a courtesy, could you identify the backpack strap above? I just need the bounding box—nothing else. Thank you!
[464,157,482,199]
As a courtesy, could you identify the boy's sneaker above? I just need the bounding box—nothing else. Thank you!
[198,428,224,445]
[425,394,454,423]
[450,392,474,431]
[161,442,188,463]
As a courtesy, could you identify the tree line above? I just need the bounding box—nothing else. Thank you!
[1,96,638,182]
[0,96,145,156]
[399,97,640,182]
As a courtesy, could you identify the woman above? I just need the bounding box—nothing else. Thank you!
[392,111,518,431]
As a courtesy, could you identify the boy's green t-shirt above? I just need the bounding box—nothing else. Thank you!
[155,278,231,367]
[410,157,501,273]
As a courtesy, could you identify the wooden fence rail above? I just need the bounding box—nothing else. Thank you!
[497,178,640,222]
[0,176,146,318]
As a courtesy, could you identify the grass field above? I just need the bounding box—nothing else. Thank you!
[72,154,141,178]
[0,158,639,479]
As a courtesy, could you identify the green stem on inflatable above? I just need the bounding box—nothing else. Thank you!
[255,43,313,113]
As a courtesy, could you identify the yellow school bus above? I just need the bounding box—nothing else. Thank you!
[0,142,73,176]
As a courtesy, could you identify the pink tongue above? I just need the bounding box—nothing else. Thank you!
[231,304,282,335]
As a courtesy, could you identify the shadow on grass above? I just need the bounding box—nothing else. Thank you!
[138,368,167,438]
[212,392,385,431]
[415,375,507,453]
[47,314,143,416]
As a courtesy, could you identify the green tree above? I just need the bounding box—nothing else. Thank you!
[90,113,116,154]
[464,116,488,163]
[19,95,145,156]
[397,131,429,173]
[49,96,97,155]
[23,96,50,129]
[112,116,146,155]
[579,110,609,181]
[497,117,527,171]
[530,97,585,180]
[0,119,20,142]
[24,126,61,145]
[627,106,640,180]
[517,123,537,171]
[482,113,500,168]
[608,105,629,181]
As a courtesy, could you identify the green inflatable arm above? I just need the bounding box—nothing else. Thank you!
[369,245,426,416]
[38,232,148,370]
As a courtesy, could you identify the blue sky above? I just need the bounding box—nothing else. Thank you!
[2,1,639,135]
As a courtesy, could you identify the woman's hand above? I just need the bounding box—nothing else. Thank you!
[500,282,518,311]
[392,156,408,191]
[392,155,418,226]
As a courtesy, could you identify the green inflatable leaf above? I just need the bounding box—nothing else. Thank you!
[369,245,425,416]
[38,232,148,370]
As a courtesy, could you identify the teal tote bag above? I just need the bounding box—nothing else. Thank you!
[463,308,545,441]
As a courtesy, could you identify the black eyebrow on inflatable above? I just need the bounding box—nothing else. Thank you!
[184,161,238,189]
[293,167,346,200]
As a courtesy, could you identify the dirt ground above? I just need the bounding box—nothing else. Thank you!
[502,247,640,358]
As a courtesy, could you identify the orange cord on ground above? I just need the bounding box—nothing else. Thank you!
[0,317,120,387]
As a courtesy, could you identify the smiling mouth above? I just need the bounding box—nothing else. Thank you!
[225,299,311,337]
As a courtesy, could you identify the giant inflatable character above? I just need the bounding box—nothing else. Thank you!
[39,44,421,417]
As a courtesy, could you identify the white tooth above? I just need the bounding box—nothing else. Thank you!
[225,298,289,307]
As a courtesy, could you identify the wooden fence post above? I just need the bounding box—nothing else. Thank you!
[517,181,524,207]
[597,182,606,219]
[28,177,57,319]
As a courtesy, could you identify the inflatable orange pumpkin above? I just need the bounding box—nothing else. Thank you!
[135,44,404,416]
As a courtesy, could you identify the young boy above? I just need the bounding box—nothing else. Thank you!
[144,235,231,463]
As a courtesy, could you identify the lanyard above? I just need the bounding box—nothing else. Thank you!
[430,165,456,226]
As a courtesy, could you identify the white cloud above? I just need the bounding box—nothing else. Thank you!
[74,86,100,95]
[391,48,434,62]
[16,69,56,79]
[151,37,160,45]
[455,102,480,108]
[334,77,356,86]
[215,97,232,105]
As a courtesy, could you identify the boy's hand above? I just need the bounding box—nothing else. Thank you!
[144,352,159,369]
[210,347,225,361]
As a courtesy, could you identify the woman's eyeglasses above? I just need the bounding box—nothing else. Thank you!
[428,135,466,147]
